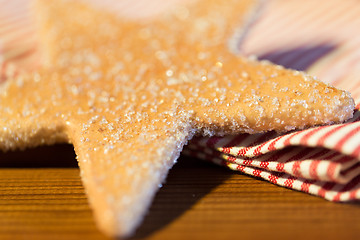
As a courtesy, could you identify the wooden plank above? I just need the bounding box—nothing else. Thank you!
[0,145,359,240]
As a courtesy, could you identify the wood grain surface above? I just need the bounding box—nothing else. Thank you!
[0,145,359,240]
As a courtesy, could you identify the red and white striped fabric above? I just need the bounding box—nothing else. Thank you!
[0,0,39,72]
[185,111,360,201]
[1,0,360,201]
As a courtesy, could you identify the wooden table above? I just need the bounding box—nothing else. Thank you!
[0,144,359,240]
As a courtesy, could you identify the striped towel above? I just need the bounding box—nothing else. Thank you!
[1,0,360,201]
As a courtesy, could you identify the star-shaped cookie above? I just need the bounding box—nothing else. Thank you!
[0,0,355,237]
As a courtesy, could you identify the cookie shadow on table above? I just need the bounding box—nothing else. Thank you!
[0,144,78,168]
[130,154,232,239]
[250,43,337,71]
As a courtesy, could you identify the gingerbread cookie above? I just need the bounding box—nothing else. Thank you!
[0,0,355,237]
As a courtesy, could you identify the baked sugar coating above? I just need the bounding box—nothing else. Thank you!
[0,0,355,237]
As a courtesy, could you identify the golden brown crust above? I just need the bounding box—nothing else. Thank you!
[0,0,355,237]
